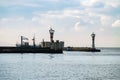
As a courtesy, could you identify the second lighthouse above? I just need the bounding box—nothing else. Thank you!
[91,32,95,49]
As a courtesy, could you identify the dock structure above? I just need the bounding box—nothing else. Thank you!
[65,32,101,52]
[21,36,29,46]
[41,28,64,51]
[0,28,64,53]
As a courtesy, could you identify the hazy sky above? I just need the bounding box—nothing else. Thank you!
[0,0,120,47]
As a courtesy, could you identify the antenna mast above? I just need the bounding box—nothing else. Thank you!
[32,34,36,47]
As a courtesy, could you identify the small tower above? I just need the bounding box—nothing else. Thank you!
[21,36,29,46]
[49,28,55,42]
[32,34,35,47]
[91,32,95,49]
[21,36,23,46]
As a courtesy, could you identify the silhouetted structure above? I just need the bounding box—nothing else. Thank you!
[91,32,95,49]
[21,36,29,46]
[64,32,101,52]
[32,34,35,47]
[0,28,64,53]
[41,28,64,51]
[49,28,55,42]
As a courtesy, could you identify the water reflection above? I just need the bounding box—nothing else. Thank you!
[49,54,54,59]
[21,54,23,59]
[0,48,120,80]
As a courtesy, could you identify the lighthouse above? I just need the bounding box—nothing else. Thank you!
[49,28,55,42]
[91,32,95,49]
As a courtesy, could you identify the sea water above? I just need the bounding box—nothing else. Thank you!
[0,48,120,80]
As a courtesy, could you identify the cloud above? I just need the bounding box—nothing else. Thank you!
[104,0,120,8]
[100,15,112,26]
[0,0,120,47]
[33,8,97,32]
[99,28,105,31]
[0,17,24,22]
[34,9,85,19]
[112,20,120,27]
[18,3,42,7]
[74,22,86,32]
[81,0,105,8]
[81,0,120,8]
[33,8,111,33]
[0,17,40,31]
[0,0,42,7]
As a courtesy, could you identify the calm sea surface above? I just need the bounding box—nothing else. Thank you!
[0,48,120,80]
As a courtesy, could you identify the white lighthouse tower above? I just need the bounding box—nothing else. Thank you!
[91,32,95,49]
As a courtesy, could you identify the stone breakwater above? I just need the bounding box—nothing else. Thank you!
[64,47,101,52]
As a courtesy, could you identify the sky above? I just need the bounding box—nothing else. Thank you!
[0,0,120,47]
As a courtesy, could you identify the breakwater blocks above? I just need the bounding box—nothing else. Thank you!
[0,46,63,53]
[64,47,101,52]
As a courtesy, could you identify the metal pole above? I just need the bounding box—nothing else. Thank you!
[21,36,23,46]
[33,34,35,47]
